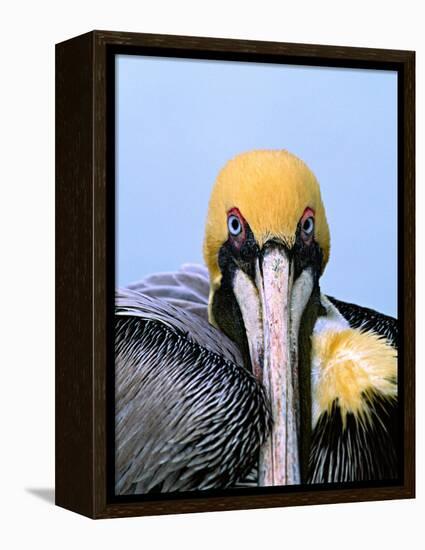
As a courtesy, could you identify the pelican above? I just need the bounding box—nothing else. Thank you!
[115,150,398,494]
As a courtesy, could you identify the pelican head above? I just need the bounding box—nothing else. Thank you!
[203,150,330,485]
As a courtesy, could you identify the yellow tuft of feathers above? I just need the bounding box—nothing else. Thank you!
[311,327,397,427]
[203,150,330,289]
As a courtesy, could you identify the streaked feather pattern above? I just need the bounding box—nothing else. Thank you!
[117,286,240,365]
[126,263,209,321]
[117,264,399,489]
[115,291,271,494]
[309,298,399,483]
[308,392,398,483]
[328,296,398,347]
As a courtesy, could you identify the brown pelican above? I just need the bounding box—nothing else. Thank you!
[115,150,398,494]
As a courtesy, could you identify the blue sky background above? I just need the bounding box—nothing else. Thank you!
[116,55,397,317]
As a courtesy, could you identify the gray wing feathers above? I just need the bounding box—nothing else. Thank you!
[115,317,270,494]
[115,265,270,493]
[116,287,242,365]
[126,263,210,321]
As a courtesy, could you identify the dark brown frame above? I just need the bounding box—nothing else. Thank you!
[56,30,415,519]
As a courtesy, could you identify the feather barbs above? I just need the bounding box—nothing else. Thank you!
[311,327,397,428]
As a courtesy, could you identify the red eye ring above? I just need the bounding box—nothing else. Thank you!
[300,207,315,243]
[227,208,246,249]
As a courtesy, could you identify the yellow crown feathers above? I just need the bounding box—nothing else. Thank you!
[203,150,331,288]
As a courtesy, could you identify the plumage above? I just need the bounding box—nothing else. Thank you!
[308,391,398,483]
[115,150,399,492]
[311,325,397,423]
[203,150,330,290]
[327,296,398,347]
[126,264,210,322]
[115,287,271,494]
[308,296,398,483]
[116,265,398,490]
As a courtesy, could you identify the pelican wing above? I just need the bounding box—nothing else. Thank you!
[309,296,399,483]
[327,296,398,347]
[115,290,271,494]
[117,285,238,364]
[126,263,210,321]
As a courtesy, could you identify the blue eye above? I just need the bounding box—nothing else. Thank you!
[302,217,314,235]
[228,215,242,236]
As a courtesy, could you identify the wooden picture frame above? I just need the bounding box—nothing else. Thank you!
[55,30,415,519]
